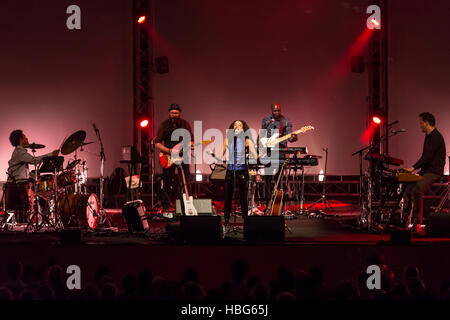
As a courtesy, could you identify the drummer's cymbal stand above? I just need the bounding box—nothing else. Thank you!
[93,124,112,229]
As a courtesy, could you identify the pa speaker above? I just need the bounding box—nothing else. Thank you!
[176,199,214,215]
[180,216,222,242]
[244,216,285,241]
[389,230,411,244]
[426,213,450,237]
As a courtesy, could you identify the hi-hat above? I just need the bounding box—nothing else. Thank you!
[60,130,86,155]
[24,143,45,150]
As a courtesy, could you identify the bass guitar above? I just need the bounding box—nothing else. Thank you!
[179,164,197,216]
[259,125,314,149]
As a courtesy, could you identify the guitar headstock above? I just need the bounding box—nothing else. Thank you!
[299,125,314,133]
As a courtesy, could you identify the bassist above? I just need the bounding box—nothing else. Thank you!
[260,103,297,212]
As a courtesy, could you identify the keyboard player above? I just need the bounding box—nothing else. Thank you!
[401,112,446,229]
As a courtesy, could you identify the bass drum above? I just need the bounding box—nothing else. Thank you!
[57,193,100,230]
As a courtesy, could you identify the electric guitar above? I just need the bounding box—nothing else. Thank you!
[159,140,212,169]
[265,159,289,216]
[259,125,314,149]
[179,165,197,216]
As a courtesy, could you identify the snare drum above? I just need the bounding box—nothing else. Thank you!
[57,193,99,229]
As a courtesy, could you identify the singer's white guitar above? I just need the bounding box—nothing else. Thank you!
[259,125,315,148]
[179,164,197,216]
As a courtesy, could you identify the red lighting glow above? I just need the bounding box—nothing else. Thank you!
[140,119,149,128]
[137,16,146,24]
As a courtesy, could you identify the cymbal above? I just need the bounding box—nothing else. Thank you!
[60,130,86,155]
[24,143,45,149]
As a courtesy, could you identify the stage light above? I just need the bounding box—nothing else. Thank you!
[370,18,380,27]
[140,119,149,128]
[137,16,146,24]
[372,116,382,125]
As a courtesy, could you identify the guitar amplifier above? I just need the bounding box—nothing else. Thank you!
[122,200,149,233]
[176,199,215,215]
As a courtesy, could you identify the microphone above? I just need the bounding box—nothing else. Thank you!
[391,128,407,133]
[234,129,239,135]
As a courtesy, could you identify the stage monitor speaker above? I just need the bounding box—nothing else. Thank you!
[122,200,149,233]
[180,216,222,242]
[244,216,285,241]
[176,199,214,215]
[426,213,450,237]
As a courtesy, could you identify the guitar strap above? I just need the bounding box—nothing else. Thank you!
[279,115,284,137]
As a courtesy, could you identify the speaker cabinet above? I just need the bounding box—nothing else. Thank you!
[176,199,214,215]
[122,200,149,233]
[426,213,450,237]
[244,216,285,241]
[180,216,222,242]
[389,230,411,244]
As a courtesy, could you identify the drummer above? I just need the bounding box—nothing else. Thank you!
[6,130,59,221]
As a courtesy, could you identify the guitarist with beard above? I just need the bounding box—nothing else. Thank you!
[154,104,193,219]
[260,103,298,213]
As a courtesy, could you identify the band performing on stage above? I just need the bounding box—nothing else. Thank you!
[1,102,446,236]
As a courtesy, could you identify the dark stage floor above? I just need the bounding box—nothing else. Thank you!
[1,214,449,245]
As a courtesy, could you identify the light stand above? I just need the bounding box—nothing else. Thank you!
[307,147,333,212]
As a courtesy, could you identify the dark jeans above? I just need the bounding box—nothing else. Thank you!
[160,164,190,211]
[403,172,441,225]
[223,169,249,223]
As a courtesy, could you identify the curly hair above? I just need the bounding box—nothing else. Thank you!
[9,130,23,147]
[228,120,250,132]
[227,120,254,144]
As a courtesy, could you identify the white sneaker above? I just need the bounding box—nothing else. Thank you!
[163,212,173,219]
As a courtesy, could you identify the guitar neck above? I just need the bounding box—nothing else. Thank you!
[275,129,302,144]
[179,166,189,197]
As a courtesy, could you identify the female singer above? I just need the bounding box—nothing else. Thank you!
[219,120,258,232]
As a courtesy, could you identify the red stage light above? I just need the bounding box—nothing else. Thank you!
[140,119,149,128]
[137,16,146,24]
[371,18,380,27]
[372,116,382,124]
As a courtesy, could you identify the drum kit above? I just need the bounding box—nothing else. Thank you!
[24,130,102,232]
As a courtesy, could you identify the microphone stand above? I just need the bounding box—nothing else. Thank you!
[93,125,112,228]
[307,147,333,212]
[228,133,242,236]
